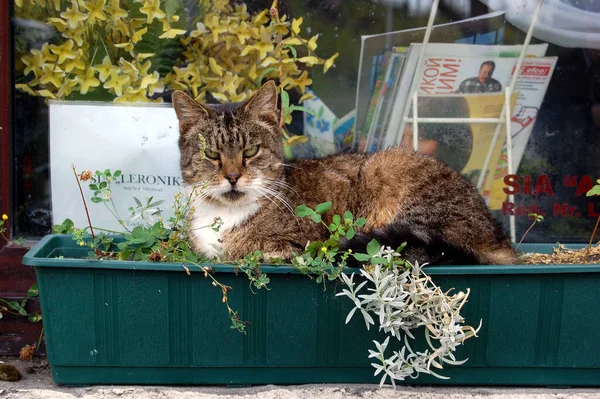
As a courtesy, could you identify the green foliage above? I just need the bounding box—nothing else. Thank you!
[293,202,407,287]
[587,179,600,197]
[0,284,41,323]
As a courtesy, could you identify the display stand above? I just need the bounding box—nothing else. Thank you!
[397,0,546,243]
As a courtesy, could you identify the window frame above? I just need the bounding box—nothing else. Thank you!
[0,1,43,357]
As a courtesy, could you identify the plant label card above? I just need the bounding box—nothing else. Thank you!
[49,102,182,232]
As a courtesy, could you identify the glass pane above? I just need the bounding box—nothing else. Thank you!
[10,0,600,245]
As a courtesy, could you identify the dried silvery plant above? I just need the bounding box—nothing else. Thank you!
[337,252,480,388]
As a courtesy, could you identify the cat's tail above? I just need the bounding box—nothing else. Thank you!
[339,221,481,267]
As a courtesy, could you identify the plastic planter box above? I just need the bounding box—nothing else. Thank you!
[22,235,600,386]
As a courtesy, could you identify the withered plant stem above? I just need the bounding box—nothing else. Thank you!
[71,165,96,240]
[516,220,537,250]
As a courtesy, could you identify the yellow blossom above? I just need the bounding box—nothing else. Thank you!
[104,71,129,96]
[248,64,257,81]
[147,80,165,96]
[211,92,229,102]
[229,91,248,102]
[16,84,37,96]
[140,0,166,24]
[206,15,228,42]
[83,0,107,24]
[299,92,315,102]
[259,56,279,67]
[294,70,312,93]
[49,39,77,64]
[140,71,160,89]
[21,52,44,76]
[307,35,318,51]
[57,78,78,98]
[64,56,86,73]
[60,1,88,29]
[321,247,328,253]
[40,65,65,88]
[75,68,100,94]
[37,89,57,99]
[161,15,179,32]
[136,53,155,61]
[132,27,148,43]
[232,22,251,45]
[114,86,150,103]
[105,0,127,22]
[65,25,87,47]
[159,29,187,39]
[1,214,7,221]
[93,56,118,82]
[298,56,320,67]
[252,9,268,24]
[189,22,208,38]
[208,57,223,77]
[283,37,302,46]
[291,17,303,35]
[47,17,68,33]
[323,53,339,73]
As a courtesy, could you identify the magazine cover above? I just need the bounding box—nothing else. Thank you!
[353,10,507,150]
[382,43,549,149]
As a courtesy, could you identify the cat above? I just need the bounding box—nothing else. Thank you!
[171,81,517,265]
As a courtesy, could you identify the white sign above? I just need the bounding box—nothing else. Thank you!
[50,101,182,232]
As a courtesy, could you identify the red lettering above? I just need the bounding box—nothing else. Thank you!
[521,175,531,195]
[503,174,520,195]
[514,205,528,216]
[554,202,568,217]
[590,203,600,218]
[423,68,439,78]
[441,63,460,77]
[533,175,553,196]
[502,201,515,215]
[437,78,454,91]
[425,58,441,68]
[575,175,593,196]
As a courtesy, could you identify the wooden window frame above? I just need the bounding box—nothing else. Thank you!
[0,1,44,356]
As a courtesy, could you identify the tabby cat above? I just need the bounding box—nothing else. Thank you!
[171,81,517,265]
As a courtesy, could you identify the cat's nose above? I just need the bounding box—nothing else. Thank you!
[225,172,241,185]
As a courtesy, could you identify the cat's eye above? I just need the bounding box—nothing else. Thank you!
[204,149,220,160]
[243,145,259,158]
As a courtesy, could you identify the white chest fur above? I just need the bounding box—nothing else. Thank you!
[189,199,261,260]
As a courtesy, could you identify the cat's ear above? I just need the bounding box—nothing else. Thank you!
[171,90,209,132]
[242,80,278,122]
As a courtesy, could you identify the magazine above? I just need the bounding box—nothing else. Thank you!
[381,43,549,150]
[353,10,507,150]
[364,49,407,152]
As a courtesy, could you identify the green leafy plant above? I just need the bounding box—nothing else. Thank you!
[585,179,600,263]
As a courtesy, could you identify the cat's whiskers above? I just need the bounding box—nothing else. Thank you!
[260,177,301,199]
[248,182,295,217]
[247,186,290,218]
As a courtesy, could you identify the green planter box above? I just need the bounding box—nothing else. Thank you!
[22,235,600,386]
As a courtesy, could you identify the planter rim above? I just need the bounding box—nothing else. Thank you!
[22,234,600,275]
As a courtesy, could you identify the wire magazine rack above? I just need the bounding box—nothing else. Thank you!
[396,0,546,243]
